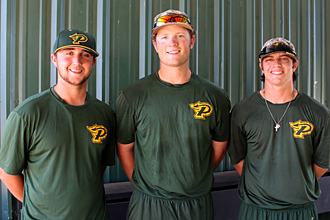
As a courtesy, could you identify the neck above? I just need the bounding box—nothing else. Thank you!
[54,81,87,106]
[158,65,191,84]
[261,84,296,104]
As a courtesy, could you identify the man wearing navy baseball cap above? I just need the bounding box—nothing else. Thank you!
[0,29,115,219]
[53,29,99,57]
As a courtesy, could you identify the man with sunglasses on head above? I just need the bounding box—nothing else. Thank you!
[116,9,231,220]
[0,29,115,219]
[228,37,330,220]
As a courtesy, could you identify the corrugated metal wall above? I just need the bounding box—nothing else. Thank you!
[0,0,329,219]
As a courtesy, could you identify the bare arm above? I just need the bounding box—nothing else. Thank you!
[233,159,245,176]
[102,165,107,174]
[212,140,228,171]
[314,164,329,179]
[117,141,135,181]
[0,167,24,202]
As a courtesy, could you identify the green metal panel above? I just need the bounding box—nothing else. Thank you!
[0,0,329,218]
[1,1,17,218]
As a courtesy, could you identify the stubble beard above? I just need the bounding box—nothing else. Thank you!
[58,71,90,86]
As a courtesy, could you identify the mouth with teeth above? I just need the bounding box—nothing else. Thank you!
[167,50,180,54]
[271,70,283,75]
[70,69,83,73]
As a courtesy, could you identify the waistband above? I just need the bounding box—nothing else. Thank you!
[133,188,212,202]
[241,201,315,212]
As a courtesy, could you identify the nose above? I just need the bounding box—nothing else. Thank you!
[273,58,282,66]
[72,54,82,64]
[169,36,178,45]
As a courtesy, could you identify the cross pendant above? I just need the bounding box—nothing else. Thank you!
[275,124,280,132]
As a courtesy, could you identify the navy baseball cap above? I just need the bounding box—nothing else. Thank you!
[53,29,99,57]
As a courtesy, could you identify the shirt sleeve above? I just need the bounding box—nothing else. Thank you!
[0,112,28,175]
[227,107,248,165]
[101,107,116,166]
[115,91,136,144]
[212,90,231,142]
[313,113,330,168]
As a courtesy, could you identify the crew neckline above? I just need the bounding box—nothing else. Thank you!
[50,86,89,107]
[155,71,195,88]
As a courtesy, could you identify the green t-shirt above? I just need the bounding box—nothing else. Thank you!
[116,72,231,198]
[228,91,330,209]
[0,87,116,220]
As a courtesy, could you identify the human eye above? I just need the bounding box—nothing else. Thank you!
[83,53,90,58]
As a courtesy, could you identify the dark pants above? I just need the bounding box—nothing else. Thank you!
[238,202,318,220]
[126,189,214,220]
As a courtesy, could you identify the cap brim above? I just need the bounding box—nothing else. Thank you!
[54,45,99,57]
[152,23,193,36]
[259,51,298,61]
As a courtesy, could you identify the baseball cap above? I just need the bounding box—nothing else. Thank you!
[53,29,99,57]
[152,9,194,36]
[259,37,298,61]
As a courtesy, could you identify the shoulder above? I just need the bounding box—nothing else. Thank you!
[13,89,52,115]
[297,92,330,117]
[194,75,225,92]
[121,73,156,94]
[117,73,158,106]
[3,89,53,128]
[193,74,230,102]
[88,94,113,109]
[298,93,328,108]
[231,92,260,116]
[88,94,115,116]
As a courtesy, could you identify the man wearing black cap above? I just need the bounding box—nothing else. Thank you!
[0,29,115,219]
[116,9,230,220]
[228,37,330,219]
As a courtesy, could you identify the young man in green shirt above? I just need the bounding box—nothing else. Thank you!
[228,37,330,220]
[0,29,115,219]
[116,9,231,220]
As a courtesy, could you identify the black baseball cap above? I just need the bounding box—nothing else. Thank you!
[53,29,99,57]
[259,37,297,62]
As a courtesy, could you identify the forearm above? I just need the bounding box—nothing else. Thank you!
[212,140,228,171]
[213,152,225,171]
[0,168,24,202]
[118,152,135,181]
[233,160,244,176]
[314,164,329,179]
[102,165,107,174]
[117,142,135,181]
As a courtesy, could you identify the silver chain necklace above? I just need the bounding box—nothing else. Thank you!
[264,90,294,132]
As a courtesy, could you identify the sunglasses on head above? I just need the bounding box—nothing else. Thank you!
[153,14,191,28]
[262,43,296,55]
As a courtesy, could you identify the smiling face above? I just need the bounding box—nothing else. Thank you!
[259,52,299,87]
[152,25,195,69]
[51,47,96,86]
